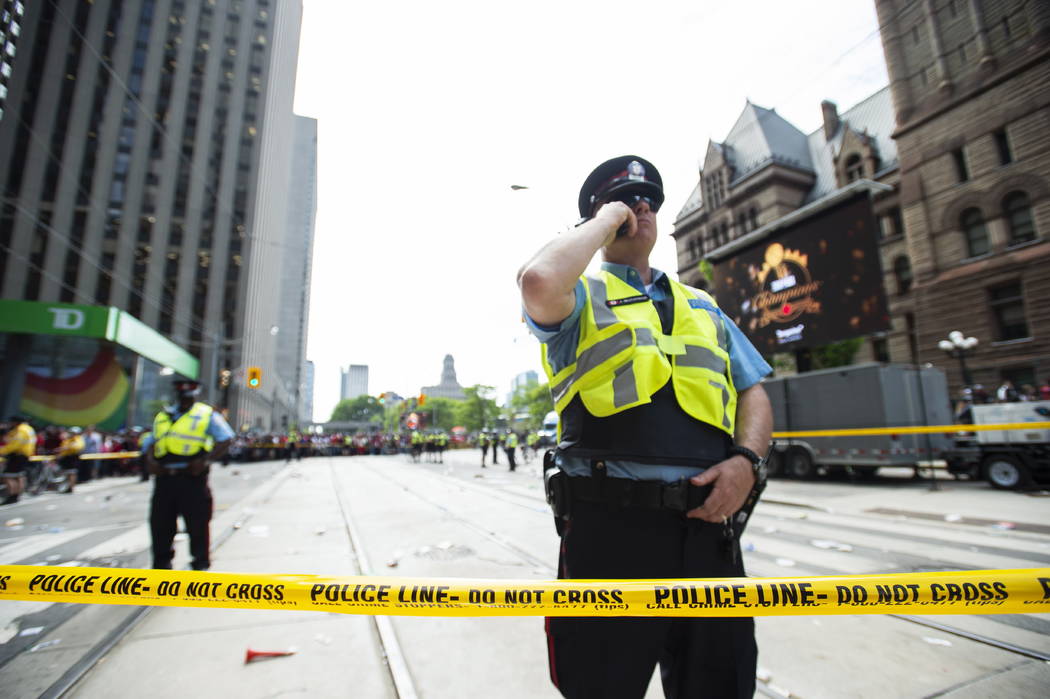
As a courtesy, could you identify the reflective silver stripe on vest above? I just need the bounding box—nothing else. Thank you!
[704,308,726,351]
[708,379,732,429]
[612,362,639,407]
[164,433,209,443]
[635,327,656,347]
[679,345,727,375]
[551,327,634,404]
[586,277,619,330]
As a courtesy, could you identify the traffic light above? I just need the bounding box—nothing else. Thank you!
[418,393,427,406]
[378,392,386,404]
[247,366,262,389]
[218,369,232,388]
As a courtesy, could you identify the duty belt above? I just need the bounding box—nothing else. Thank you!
[567,475,712,512]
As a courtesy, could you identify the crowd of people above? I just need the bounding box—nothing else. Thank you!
[1,412,548,505]
[0,416,147,502]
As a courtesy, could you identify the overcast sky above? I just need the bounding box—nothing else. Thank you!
[292,0,889,422]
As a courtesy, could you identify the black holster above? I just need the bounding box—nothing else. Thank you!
[543,450,570,535]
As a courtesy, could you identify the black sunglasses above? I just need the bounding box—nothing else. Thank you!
[593,193,661,217]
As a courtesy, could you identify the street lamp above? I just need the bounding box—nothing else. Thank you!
[938,331,978,389]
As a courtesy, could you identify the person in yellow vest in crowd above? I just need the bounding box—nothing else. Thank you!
[518,155,773,698]
[0,415,36,503]
[525,431,540,463]
[56,426,85,489]
[142,379,233,570]
[285,428,301,463]
[410,430,423,462]
[478,431,489,468]
[504,430,519,472]
[436,431,448,464]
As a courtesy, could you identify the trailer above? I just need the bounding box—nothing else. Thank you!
[944,401,1050,489]
[764,363,953,479]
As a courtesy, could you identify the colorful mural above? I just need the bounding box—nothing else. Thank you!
[20,348,129,430]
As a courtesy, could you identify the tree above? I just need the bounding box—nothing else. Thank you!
[811,338,864,370]
[510,382,553,431]
[416,397,459,431]
[459,384,499,431]
[330,395,384,423]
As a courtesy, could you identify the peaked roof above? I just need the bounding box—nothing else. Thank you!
[802,86,898,204]
[677,87,898,220]
[722,101,814,179]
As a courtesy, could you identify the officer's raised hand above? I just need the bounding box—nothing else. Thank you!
[594,200,637,244]
[686,455,755,523]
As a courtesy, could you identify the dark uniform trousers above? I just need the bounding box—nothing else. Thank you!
[150,473,213,570]
[546,500,757,699]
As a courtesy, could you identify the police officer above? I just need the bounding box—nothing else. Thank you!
[518,156,773,698]
[504,430,519,471]
[478,431,490,467]
[56,426,84,490]
[143,379,233,570]
[0,415,35,503]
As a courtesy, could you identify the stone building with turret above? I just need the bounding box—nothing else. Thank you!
[421,354,465,401]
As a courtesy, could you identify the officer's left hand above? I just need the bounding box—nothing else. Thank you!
[686,456,755,523]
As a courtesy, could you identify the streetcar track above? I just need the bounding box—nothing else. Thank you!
[407,460,1050,576]
[329,461,419,699]
[381,456,1050,671]
[39,462,294,699]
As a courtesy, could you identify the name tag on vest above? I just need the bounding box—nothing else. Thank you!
[606,294,650,307]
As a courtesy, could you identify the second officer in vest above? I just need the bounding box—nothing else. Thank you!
[143,379,234,570]
[519,156,774,699]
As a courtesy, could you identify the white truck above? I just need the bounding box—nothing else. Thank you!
[763,363,954,479]
[536,410,559,447]
[944,401,1050,489]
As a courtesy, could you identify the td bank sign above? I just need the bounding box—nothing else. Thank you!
[48,307,87,330]
[0,299,115,338]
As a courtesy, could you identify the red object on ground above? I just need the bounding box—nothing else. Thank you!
[245,648,296,664]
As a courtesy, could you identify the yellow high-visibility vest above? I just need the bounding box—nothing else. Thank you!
[58,435,85,457]
[0,423,36,457]
[153,403,214,458]
[541,271,736,437]
[506,433,519,448]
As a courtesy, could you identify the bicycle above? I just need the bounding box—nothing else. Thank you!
[27,458,73,495]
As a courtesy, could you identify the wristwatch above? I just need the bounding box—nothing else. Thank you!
[728,445,767,481]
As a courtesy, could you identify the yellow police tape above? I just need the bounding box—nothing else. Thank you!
[1,566,1047,617]
[772,422,1050,438]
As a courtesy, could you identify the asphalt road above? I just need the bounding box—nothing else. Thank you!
[1,452,1048,698]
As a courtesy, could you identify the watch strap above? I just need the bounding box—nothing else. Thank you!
[727,445,761,466]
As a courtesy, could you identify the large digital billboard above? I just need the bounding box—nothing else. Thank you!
[709,193,890,354]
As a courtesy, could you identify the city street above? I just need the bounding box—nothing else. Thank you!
[1,451,1047,698]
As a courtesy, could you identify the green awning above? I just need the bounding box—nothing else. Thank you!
[0,299,199,378]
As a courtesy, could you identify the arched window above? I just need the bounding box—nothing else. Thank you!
[749,207,758,231]
[961,207,989,257]
[845,154,864,182]
[1003,191,1035,245]
[893,255,913,294]
[738,212,748,233]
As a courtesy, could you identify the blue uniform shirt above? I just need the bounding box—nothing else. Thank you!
[525,262,772,482]
[142,406,235,469]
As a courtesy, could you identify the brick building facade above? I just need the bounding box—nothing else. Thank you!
[673,0,1049,400]
[876,0,1050,398]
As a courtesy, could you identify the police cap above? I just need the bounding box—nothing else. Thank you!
[577,155,664,219]
[172,379,202,397]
